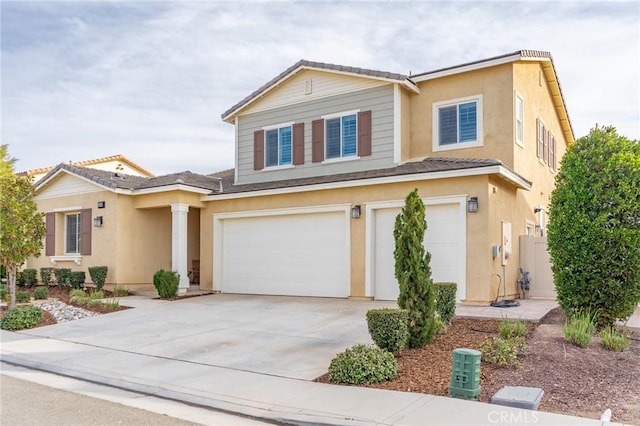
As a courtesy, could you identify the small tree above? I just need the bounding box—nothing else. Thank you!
[0,145,46,309]
[393,189,436,347]
[548,126,640,326]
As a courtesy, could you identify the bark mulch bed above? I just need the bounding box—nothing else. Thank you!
[316,308,640,424]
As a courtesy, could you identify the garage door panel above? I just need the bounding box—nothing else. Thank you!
[220,211,348,297]
[373,203,465,301]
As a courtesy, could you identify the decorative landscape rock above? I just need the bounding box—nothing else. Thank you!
[32,300,98,322]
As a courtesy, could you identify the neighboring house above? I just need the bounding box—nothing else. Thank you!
[26,50,573,304]
[18,154,155,184]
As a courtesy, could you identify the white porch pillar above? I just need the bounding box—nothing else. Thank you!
[171,203,190,295]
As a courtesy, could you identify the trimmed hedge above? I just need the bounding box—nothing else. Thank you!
[153,269,179,299]
[366,308,408,353]
[69,271,85,289]
[55,268,72,287]
[434,282,457,324]
[22,269,38,287]
[40,268,55,286]
[328,344,397,384]
[88,266,108,291]
[0,306,42,330]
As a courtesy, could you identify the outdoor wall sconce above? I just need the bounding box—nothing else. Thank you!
[467,197,479,213]
[93,216,103,227]
[351,205,362,219]
[97,201,106,208]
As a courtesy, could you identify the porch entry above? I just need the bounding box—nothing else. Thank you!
[519,235,555,299]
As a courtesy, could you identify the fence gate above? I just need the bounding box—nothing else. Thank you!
[519,236,556,299]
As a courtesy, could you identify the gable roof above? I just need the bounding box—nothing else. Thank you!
[35,163,219,195]
[18,154,155,179]
[410,49,574,144]
[221,59,420,122]
[207,157,531,199]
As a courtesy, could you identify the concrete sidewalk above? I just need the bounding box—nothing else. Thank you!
[1,329,619,426]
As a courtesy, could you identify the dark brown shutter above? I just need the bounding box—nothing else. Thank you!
[312,119,324,163]
[45,212,55,256]
[357,110,372,157]
[292,122,305,165]
[253,130,264,170]
[80,208,92,255]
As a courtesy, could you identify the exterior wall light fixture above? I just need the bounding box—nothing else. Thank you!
[467,197,479,213]
[93,216,103,227]
[97,201,106,208]
[351,205,361,219]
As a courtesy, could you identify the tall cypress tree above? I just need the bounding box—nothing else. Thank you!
[393,189,436,347]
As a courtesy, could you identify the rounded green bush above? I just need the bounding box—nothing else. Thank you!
[16,291,31,303]
[153,269,179,299]
[434,282,457,324]
[328,344,397,384]
[548,126,640,326]
[366,308,408,353]
[34,287,48,300]
[0,306,42,330]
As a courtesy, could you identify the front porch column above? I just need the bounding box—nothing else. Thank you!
[171,203,190,295]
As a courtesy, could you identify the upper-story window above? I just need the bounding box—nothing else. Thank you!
[311,110,372,163]
[515,94,524,147]
[537,119,546,162]
[65,212,81,254]
[548,131,556,172]
[253,122,304,171]
[265,125,292,167]
[326,113,357,159]
[433,95,483,152]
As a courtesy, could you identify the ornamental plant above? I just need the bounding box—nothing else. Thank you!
[434,282,457,324]
[153,269,179,299]
[366,308,408,353]
[0,306,42,330]
[328,344,397,384]
[547,126,640,326]
[88,266,108,291]
[393,189,436,347]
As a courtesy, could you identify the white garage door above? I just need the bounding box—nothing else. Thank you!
[372,202,466,301]
[218,211,349,297]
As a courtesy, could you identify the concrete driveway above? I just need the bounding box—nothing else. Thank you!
[22,294,397,380]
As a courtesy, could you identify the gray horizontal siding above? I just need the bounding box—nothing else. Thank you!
[236,85,395,185]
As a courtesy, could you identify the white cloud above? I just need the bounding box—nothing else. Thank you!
[2,1,638,175]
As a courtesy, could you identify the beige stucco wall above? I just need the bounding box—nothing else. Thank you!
[408,63,515,167]
[199,174,515,304]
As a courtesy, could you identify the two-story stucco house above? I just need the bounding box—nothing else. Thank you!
[26,50,573,305]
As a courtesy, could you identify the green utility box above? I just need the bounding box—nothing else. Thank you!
[449,348,482,400]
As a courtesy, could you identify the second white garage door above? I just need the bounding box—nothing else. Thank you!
[370,200,466,301]
[216,210,349,298]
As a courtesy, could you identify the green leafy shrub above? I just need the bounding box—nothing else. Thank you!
[69,271,85,290]
[0,306,42,330]
[34,287,48,300]
[70,289,86,299]
[600,326,630,352]
[434,282,457,324]
[564,311,597,348]
[394,189,436,348]
[40,268,55,286]
[112,285,129,296]
[366,308,408,353]
[103,298,120,310]
[153,269,179,299]
[89,290,104,300]
[21,269,38,287]
[328,344,397,384]
[16,271,25,287]
[0,284,7,302]
[433,314,447,335]
[481,337,527,366]
[54,268,72,287]
[548,126,640,327]
[16,291,30,303]
[498,317,528,339]
[88,266,108,291]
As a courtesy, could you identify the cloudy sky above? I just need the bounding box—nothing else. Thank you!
[2,1,638,176]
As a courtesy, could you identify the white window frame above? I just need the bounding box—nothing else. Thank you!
[537,119,546,164]
[65,212,81,255]
[322,109,359,161]
[262,121,294,171]
[432,94,483,152]
[548,131,556,172]
[515,92,524,147]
